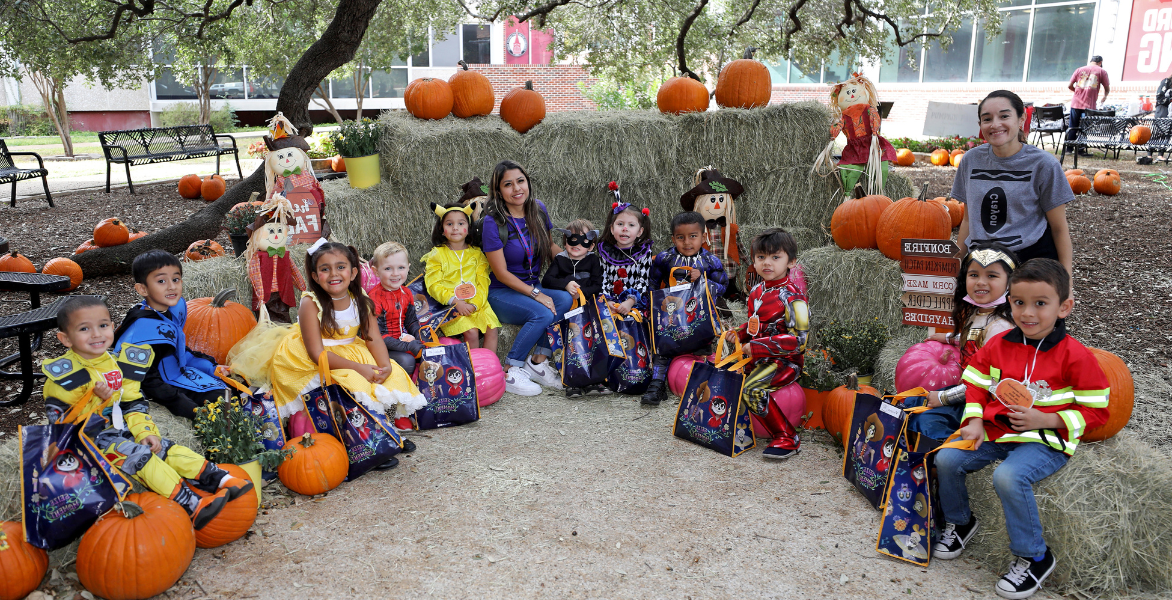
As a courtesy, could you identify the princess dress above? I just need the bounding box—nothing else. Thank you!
[421,245,501,337]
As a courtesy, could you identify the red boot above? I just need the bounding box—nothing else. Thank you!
[393,417,414,433]
[756,406,800,460]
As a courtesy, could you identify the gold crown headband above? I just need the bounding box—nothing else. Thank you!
[430,202,474,218]
[969,248,1016,270]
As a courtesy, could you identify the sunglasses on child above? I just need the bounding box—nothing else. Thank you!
[558,229,600,248]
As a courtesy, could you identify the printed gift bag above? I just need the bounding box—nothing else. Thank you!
[546,322,564,374]
[20,392,132,550]
[414,334,480,429]
[219,373,285,480]
[606,308,652,395]
[650,271,723,356]
[560,291,611,389]
[408,275,456,333]
[843,392,910,509]
[672,333,756,457]
[594,295,625,359]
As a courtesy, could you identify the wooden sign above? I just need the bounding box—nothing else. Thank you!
[902,308,956,328]
[901,292,954,312]
[901,239,960,258]
[901,273,956,295]
[902,255,961,278]
[288,193,324,245]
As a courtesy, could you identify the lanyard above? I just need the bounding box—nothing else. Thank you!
[509,216,535,277]
[452,246,469,283]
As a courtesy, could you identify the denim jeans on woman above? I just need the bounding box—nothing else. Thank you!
[488,287,573,368]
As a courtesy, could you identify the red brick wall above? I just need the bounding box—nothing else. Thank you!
[466,64,598,112]
[69,110,152,132]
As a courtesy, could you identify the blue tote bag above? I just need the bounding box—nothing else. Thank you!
[606,308,652,394]
[414,334,480,429]
[559,291,610,389]
[649,271,723,356]
[672,333,756,457]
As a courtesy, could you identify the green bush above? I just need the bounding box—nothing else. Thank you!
[818,317,890,376]
[889,136,984,153]
[578,79,660,110]
[158,101,238,132]
[0,105,56,136]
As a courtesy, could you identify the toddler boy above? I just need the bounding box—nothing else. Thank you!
[542,219,605,397]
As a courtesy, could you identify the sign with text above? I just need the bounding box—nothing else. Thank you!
[287,193,323,245]
[901,255,961,277]
[902,308,956,328]
[1123,0,1172,81]
[902,292,955,313]
[901,273,957,295]
[901,239,960,258]
[922,102,979,138]
[900,237,957,331]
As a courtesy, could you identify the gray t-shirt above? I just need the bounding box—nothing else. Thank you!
[949,144,1074,251]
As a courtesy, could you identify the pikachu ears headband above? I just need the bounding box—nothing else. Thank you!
[430,202,475,219]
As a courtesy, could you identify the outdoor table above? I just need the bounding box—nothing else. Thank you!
[0,272,72,407]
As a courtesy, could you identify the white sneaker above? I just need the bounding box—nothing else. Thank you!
[524,356,563,389]
[505,367,541,396]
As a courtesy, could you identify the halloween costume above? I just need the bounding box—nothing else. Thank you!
[263,113,329,244]
[648,247,729,299]
[246,195,307,323]
[422,205,500,338]
[458,177,490,224]
[542,249,603,297]
[814,73,896,196]
[369,284,423,374]
[680,168,754,299]
[599,240,653,309]
[114,299,225,419]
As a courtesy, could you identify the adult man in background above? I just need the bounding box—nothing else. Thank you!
[1066,56,1110,158]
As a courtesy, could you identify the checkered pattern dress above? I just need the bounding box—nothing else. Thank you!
[598,240,654,309]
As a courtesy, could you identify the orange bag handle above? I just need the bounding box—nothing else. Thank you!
[714,331,752,372]
[419,325,443,348]
[317,351,333,387]
[887,387,931,405]
[216,367,252,396]
[59,387,98,425]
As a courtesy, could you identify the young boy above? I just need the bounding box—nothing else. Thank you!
[43,296,251,529]
[113,250,227,419]
[641,212,729,406]
[933,259,1108,599]
[541,219,606,398]
[369,241,423,376]
[736,229,808,459]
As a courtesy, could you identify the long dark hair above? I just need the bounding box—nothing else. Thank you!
[952,241,1019,340]
[978,90,1028,143]
[431,203,479,247]
[305,242,374,341]
[486,160,552,268]
[600,204,652,249]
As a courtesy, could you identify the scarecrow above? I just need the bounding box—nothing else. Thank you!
[458,177,490,223]
[246,194,306,323]
[813,72,897,197]
[263,113,330,243]
[680,167,754,300]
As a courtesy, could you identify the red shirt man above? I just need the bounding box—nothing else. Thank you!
[1068,57,1110,110]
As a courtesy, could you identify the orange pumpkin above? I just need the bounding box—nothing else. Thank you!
[449,60,495,118]
[185,239,225,261]
[404,77,454,120]
[42,257,83,291]
[1129,124,1152,145]
[77,493,195,600]
[656,74,710,115]
[0,251,35,273]
[128,228,148,241]
[949,149,965,167]
[184,289,257,364]
[714,47,771,109]
[500,81,546,134]
[0,521,48,600]
[94,218,130,247]
[830,184,892,250]
[1081,348,1134,442]
[201,174,226,201]
[278,433,348,496]
[929,148,950,166]
[74,239,98,255]
[178,174,203,199]
[875,186,953,260]
[929,196,965,228]
[1065,168,1085,177]
[190,464,258,548]
[1093,169,1121,195]
[823,376,879,448]
[331,155,346,172]
[894,148,915,166]
[1067,173,1092,195]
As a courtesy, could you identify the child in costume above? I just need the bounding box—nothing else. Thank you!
[266,241,425,442]
[369,241,423,375]
[45,297,251,530]
[904,242,1019,440]
[421,203,501,351]
[933,259,1108,600]
[639,211,730,406]
[598,181,654,317]
[735,229,809,459]
[813,73,897,196]
[113,250,228,420]
[246,195,306,323]
[541,218,606,398]
[678,168,753,300]
[458,177,490,223]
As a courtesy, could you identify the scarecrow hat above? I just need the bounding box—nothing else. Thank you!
[264,112,310,152]
[459,177,490,203]
[679,167,744,211]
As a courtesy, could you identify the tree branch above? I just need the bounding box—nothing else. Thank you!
[676,0,709,81]
[782,0,810,51]
[851,0,954,46]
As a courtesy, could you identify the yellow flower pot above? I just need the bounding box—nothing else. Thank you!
[238,459,263,504]
[856,374,874,387]
[345,153,380,189]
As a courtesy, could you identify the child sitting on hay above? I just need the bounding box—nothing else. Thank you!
[934,258,1109,599]
[422,203,501,352]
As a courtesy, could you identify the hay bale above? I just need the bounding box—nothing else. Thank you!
[522,110,679,185]
[0,437,20,522]
[795,246,904,330]
[182,254,251,301]
[675,103,833,173]
[1129,366,1172,452]
[967,434,1172,597]
[378,111,521,196]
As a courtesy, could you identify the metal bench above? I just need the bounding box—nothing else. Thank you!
[0,139,52,208]
[98,125,242,194]
[1061,116,1172,168]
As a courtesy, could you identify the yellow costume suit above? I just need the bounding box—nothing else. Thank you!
[421,245,500,337]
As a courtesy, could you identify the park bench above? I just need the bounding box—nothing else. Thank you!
[0,138,53,208]
[98,125,242,194]
[1060,116,1172,168]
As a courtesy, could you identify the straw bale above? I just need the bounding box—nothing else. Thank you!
[1129,366,1172,451]
[967,434,1172,597]
[378,111,521,196]
[182,254,251,302]
[871,326,926,394]
[795,246,904,330]
[674,103,833,173]
[521,110,679,185]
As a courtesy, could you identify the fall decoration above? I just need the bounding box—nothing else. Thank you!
[1067,172,1092,195]
[178,174,203,199]
[929,196,965,228]
[73,239,98,255]
[656,73,710,115]
[929,148,950,166]
[824,375,878,448]
[201,174,226,201]
[1065,168,1085,176]
[278,433,348,496]
[500,81,546,134]
[949,149,964,167]
[875,185,953,260]
[184,289,257,364]
[714,47,771,109]
[404,77,454,120]
[94,218,130,247]
[128,228,147,241]
[185,239,225,261]
[225,199,264,236]
[42,257,83,291]
[830,183,892,250]
[1082,347,1134,442]
[0,251,35,273]
[0,521,48,600]
[1093,169,1121,195]
[331,155,346,172]
[449,60,495,118]
[1129,124,1152,145]
[189,464,258,548]
[894,148,915,166]
[895,341,962,393]
[77,493,196,600]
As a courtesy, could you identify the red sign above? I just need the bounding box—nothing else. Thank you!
[1123,0,1172,81]
[901,256,961,277]
[902,308,955,328]
[504,17,554,65]
[287,193,323,245]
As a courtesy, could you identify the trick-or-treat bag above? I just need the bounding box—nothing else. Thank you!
[220,373,285,481]
[673,332,756,457]
[20,391,132,550]
[843,391,914,509]
[606,307,652,395]
[594,294,625,358]
[300,354,402,481]
[650,270,723,357]
[546,322,564,374]
[408,275,456,333]
[560,291,611,389]
[413,331,480,430]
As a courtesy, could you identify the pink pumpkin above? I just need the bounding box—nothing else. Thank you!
[895,341,962,393]
[667,354,709,396]
[788,263,808,295]
[750,382,807,437]
[470,348,505,406]
[359,260,379,292]
[288,411,314,438]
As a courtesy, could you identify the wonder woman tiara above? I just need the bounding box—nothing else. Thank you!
[969,248,1016,270]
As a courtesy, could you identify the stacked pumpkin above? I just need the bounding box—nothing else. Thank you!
[178,173,227,201]
[184,239,226,262]
[405,61,496,121]
[75,218,148,255]
[1066,169,1092,194]
[831,184,953,259]
[655,48,771,115]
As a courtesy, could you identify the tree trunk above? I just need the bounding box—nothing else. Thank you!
[27,70,74,157]
[73,0,384,276]
[53,82,73,157]
[195,64,216,125]
[354,62,368,120]
[312,82,345,124]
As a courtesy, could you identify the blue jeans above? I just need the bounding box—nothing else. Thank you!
[902,395,965,441]
[936,441,1069,557]
[488,286,573,367]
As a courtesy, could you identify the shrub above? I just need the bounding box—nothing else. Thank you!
[818,318,890,377]
[889,136,984,153]
[158,102,238,132]
[578,79,660,110]
[0,105,56,136]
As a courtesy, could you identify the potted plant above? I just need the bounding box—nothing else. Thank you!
[305,132,336,173]
[329,118,381,189]
[817,318,890,386]
[224,195,264,257]
[193,395,293,503]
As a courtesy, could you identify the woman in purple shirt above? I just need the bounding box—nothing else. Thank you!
[483,160,572,396]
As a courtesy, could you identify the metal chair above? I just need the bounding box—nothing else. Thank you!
[1030,105,1067,151]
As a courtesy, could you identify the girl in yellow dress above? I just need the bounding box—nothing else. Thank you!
[267,241,426,434]
[421,203,500,351]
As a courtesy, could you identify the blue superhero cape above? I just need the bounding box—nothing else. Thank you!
[114,299,222,393]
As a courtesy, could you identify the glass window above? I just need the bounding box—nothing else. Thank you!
[823,51,856,84]
[331,74,358,98]
[1027,4,1094,82]
[209,68,245,99]
[248,72,283,99]
[371,69,409,98]
[923,19,973,82]
[154,67,197,99]
[463,24,492,64]
[1000,0,1030,7]
[972,10,1030,82]
[411,31,431,67]
[879,41,923,83]
[431,29,461,68]
[763,60,788,84]
[789,59,819,84]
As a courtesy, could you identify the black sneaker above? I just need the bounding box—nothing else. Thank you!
[566,387,585,398]
[762,446,800,460]
[933,516,979,559]
[1138,156,1154,165]
[374,457,400,470]
[995,549,1056,599]
[585,384,611,396]
[400,438,417,453]
[640,380,666,406]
